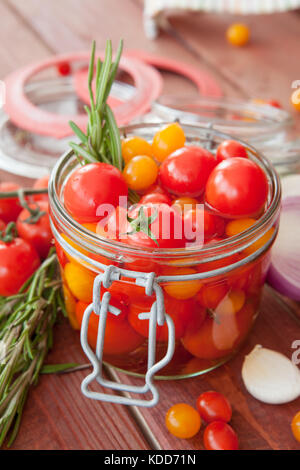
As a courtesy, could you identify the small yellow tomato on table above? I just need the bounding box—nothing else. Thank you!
[227,23,250,47]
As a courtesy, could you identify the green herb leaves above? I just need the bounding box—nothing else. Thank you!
[127,206,159,246]
[69,40,124,169]
[0,251,64,447]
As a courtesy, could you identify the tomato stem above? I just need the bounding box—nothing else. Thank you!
[0,222,18,243]
[0,188,48,199]
[17,189,46,225]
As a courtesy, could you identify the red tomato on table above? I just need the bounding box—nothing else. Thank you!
[0,182,23,223]
[204,421,239,450]
[32,175,50,202]
[0,237,40,296]
[196,391,232,423]
[17,201,53,259]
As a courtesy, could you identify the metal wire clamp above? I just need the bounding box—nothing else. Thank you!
[80,265,176,407]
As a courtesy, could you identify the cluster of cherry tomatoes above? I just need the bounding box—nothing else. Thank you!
[166,391,239,450]
[58,123,271,372]
[0,176,52,297]
[64,122,269,250]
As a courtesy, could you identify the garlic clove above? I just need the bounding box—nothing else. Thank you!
[242,345,300,404]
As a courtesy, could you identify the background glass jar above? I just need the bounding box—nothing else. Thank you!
[49,123,281,379]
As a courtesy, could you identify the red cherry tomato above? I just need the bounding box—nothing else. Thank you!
[32,175,49,202]
[0,182,23,223]
[183,208,224,244]
[196,391,232,423]
[144,184,171,197]
[182,315,230,360]
[57,62,71,76]
[0,237,40,296]
[203,421,239,450]
[196,282,229,309]
[159,146,217,197]
[63,163,128,223]
[267,99,282,109]
[128,294,199,342]
[139,192,172,206]
[75,296,144,356]
[206,158,269,218]
[99,206,129,241]
[182,302,254,360]
[126,203,186,249]
[16,201,53,259]
[0,219,6,231]
[216,140,248,164]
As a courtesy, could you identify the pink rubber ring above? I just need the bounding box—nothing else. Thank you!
[4,52,163,139]
[124,49,222,98]
[74,58,163,124]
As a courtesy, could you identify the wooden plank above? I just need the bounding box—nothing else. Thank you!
[6,0,234,96]
[0,0,51,77]
[112,287,300,450]
[7,318,149,450]
[167,11,300,117]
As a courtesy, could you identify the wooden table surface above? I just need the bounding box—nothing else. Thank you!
[1,0,300,450]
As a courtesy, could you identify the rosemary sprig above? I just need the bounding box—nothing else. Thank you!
[69,40,124,169]
[0,250,64,448]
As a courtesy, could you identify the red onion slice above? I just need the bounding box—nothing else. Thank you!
[268,196,300,300]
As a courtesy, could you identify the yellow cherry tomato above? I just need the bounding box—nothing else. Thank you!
[162,267,202,300]
[226,218,256,238]
[82,223,98,233]
[217,290,246,316]
[61,233,89,264]
[291,89,300,112]
[172,197,199,214]
[63,284,80,330]
[152,123,186,162]
[227,23,250,47]
[122,136,153,164]
[64,262,95,303]
[226,218,275,255]
[291,411,300,443]
[123,155,158,191]
[166,403,201,439]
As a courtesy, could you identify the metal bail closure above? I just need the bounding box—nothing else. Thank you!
[80,265,176,407]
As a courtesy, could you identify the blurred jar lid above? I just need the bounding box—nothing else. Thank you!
[150,95,300,174]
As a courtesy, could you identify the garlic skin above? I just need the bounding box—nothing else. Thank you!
[242,345,300,405]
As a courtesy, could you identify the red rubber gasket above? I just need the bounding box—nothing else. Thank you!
[74,58,163,125]
[124,49,222,98]
[4,52,163,139]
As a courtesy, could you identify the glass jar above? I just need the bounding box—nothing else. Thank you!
[49,123,281,379]
[148,96,300,175]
